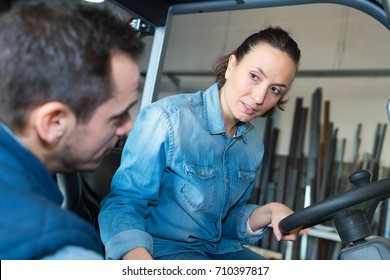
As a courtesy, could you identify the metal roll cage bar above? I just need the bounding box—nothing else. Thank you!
[111,0,390,108]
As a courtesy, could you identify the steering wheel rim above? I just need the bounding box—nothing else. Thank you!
[279,178,390,234]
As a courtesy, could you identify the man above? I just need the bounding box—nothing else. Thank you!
[0,1,144,259]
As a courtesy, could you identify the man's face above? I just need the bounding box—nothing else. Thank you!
[59,53,140,172]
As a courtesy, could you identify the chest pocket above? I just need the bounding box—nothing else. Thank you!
[229,169,257,207]
[180,162,217,211]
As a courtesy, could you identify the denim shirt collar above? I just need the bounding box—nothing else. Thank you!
[203,83,249,143]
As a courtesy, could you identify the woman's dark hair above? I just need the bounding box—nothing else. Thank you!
[213,26,301,117]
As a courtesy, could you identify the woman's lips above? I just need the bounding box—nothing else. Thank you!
[242,101,257,115]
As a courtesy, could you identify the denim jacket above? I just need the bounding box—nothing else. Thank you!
[99,83,266,259]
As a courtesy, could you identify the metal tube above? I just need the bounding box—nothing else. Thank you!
[382,0,390,23]
[139,0,390,108]
[140,27,167,109]
[168,0,390,31]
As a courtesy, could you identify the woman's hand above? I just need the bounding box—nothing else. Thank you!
[249,202,301,241]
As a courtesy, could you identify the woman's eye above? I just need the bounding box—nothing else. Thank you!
[249,73,259,81]
[270,86,282,95]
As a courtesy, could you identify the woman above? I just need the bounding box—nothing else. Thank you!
[99,26,301,260]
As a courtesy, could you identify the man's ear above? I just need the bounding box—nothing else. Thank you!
[32,102,75,145]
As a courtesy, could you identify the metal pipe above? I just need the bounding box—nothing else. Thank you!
[140,69,390,78]
[139,0,390,107]
[168,0,390,31]
[140,15,173,109]
[387,99,390,121]
[382,0,390,23]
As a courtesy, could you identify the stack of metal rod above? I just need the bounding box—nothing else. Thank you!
[254,88,389,259]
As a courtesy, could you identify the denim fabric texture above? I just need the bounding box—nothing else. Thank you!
[154,246,267,260]
[99,83,266,259]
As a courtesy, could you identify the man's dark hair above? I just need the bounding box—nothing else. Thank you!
[0,1,144,131]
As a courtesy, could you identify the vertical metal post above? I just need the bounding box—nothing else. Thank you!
[299,184,311,259]
[382,0,390,23]
[385,99,390,237]
[284,242,293,260]
[140,27,167,109]
[384,201,390,238]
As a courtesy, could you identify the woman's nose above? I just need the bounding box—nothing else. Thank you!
[252,86,267,104]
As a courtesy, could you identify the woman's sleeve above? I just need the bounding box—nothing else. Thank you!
[222,183,267,245]
[98,104,172,259]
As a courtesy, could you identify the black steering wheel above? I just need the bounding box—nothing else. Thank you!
[279,177,390,235]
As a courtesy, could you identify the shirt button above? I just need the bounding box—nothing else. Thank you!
[200,171,205,177]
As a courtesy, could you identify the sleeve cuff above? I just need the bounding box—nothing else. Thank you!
[245,220,264,236]
[104,229,153,260]
[237,204,267,244]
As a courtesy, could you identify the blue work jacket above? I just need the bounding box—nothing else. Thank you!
[0,123,102,259]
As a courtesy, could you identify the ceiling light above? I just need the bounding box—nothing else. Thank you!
[83,0,105,3]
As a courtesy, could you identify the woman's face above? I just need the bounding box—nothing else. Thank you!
[220,43,297,125]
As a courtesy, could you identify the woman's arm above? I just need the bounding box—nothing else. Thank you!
[122,247,153,260]
[248,202,300,241]
[98,105,171,259]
